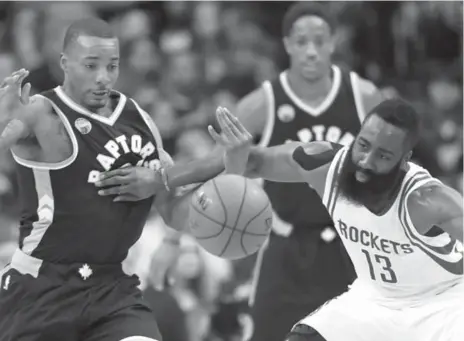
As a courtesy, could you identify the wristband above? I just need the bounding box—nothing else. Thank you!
[160,167,171,192]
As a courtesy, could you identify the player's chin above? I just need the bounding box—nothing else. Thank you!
[300,67,324,81]
[86,96,108,109]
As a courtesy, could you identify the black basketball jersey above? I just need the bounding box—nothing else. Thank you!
[261,65,365,229]
[14,87,164,264]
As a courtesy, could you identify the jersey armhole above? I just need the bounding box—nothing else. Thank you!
[398,173,463,275]
[350,72,367,123]
[322,146,347,210]
[11,95,79,170]
[258,81,275,147]
[131,99,174,167]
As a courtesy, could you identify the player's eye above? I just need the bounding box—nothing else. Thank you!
[85,64,96,70]
[108,64,119,71]
[380,154,390,160]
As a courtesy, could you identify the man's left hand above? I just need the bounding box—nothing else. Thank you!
[95,166,165,202]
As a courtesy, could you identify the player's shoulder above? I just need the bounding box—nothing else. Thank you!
[236,86,267,115]
[407,181,462,227]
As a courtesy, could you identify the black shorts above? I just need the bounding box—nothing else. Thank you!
[0,249,161,341]
[249,228,356,341]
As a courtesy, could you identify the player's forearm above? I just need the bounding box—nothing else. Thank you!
[164,151,225,189]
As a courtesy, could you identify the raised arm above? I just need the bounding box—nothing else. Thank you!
[162,86,270,189]
[209,107,339,197]
[0,69,55,154]
[408,182,463,243]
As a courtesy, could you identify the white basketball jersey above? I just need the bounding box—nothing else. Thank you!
[321,147,463,303]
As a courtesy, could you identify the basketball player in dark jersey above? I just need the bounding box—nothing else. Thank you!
[0,18,220,341]
[227,4,384,341]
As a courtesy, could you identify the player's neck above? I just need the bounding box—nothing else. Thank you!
[286,67,333,102]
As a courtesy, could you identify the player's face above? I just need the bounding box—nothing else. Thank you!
[284,16,334,81]
[61,35,120,110]
[338,114,410,205]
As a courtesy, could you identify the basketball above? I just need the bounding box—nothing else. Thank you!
[189,174,273,260]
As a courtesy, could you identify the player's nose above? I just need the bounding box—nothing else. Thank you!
[305,43,318,58]
[96,68,111,85]
[358,152,375,171]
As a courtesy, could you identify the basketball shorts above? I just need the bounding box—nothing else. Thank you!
[296,280,464,341]
[248,228,355,341]
[0,249,161,341]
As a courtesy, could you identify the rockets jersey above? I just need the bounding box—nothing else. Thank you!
[321,147,463,304]
[260,65,365,228]
[13,86,167,264]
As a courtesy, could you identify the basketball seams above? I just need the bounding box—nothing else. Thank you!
[190,204,269,238]
[219,178,249,257]
[240,200,272,255]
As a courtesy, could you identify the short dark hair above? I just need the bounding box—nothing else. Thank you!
[366,98,422,147]
[63,18,116,52]
[282,2,335,37]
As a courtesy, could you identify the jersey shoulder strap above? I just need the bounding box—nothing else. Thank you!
[322,145,348,213]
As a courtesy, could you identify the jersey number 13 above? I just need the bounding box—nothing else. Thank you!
[361,249,398,283]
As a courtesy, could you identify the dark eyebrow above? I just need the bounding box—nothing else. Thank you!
[84,56,119,61]
[378,148,394,156]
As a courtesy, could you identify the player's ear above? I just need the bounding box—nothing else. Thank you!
[329,30,337,54]
[403,151,413,166]
[283,37,291,55]
[60,53,67,72]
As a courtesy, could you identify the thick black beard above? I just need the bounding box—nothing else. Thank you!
[337,145,403,207]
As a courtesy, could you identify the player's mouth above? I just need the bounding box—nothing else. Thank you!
[92,90,109,97]
[355,170,371,183]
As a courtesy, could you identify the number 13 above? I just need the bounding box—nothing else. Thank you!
[361,249,398,283]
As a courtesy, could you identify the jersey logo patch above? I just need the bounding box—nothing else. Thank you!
[75,118,92,135]
[277,104,295,122]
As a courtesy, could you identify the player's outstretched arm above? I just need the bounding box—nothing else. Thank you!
[209,107,336,196]
[408,182,463,243]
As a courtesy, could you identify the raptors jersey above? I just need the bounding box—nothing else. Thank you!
[13,87,166,264]
[322,147,463,303]
[261,65,365,228]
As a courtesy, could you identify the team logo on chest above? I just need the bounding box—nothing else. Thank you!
[75,118,92,135]
[87,134,161,183]
[277,104,295,122]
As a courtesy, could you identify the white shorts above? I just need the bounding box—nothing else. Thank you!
[297,281,464,341]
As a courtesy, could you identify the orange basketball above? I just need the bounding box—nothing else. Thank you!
[189,174,272,259]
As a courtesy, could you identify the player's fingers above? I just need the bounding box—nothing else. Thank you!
[98,168,133,181]
[16,70,29,86]
[113,194,137,202]
[97,184,130,196]
[95,175,130,187]
[0,119,27,150]
[221,108,243,139]
[218,109,239,143]
[223,108,252,138]
[208,125,226,145]
[20,83,31,105]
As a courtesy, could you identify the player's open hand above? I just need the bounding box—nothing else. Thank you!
[95,166,164,202]
[0,69,32,150]
[208,106,253,175]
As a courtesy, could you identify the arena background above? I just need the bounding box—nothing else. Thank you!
[0,2,462,340]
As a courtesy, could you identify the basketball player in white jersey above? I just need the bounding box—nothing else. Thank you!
[213,4,383,340]
[207,100,463,341]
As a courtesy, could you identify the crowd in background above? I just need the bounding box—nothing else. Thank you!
[0,2,462,340]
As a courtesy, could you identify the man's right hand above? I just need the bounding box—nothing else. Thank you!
[0,69,32,150]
